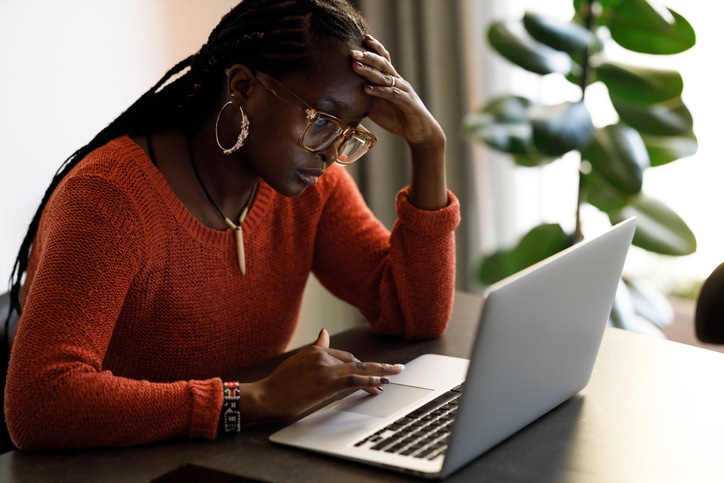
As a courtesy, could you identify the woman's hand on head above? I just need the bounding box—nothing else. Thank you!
[242,329,404,423]
[352,35,445,150]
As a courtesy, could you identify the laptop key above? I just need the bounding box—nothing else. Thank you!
[385,443,407,453]
[354,385,465,455]
[414,446,437,459]
[428,448,447,461]
[371,435,402,450]
[406,391,458,419]
[354,438,369,447]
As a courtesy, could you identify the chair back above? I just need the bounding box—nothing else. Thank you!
[0,291,19,453]
[695,262,724,344]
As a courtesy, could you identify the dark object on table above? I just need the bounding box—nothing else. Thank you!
[151,464,270,483]
[695,262,724,344]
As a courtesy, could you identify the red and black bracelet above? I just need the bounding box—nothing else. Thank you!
[222,382,241,433]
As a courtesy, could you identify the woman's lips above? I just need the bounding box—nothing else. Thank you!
[298,168,324,187]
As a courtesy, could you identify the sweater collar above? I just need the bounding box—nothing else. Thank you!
[119,135,271,247]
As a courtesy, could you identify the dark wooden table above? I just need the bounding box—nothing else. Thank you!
[2,291,723,482]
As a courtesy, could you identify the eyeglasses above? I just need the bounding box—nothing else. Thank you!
[255,71,377,166]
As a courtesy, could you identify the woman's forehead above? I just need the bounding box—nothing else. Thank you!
[281,43,373,120]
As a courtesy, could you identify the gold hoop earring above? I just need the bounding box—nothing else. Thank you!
[216,101,250,155]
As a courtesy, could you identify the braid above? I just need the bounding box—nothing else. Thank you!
[6,0,368,325]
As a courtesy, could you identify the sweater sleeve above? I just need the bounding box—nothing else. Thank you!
[311,167,460,339]
[5,176,223,450]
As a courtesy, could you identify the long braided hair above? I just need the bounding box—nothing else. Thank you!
[5,0,368,328]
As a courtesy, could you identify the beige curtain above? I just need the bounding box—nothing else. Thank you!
[353,0,498,290]
[295,0,518,347]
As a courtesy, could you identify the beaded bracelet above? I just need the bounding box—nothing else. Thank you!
[223,382,241,433]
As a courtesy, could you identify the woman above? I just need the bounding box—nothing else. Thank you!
[5,0,459,449]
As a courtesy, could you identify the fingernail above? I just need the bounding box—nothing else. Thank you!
[394,364,405,371]
[318,328,325,337]
[351,50,363,59]
[381,377,390,384]
[364,85,373,91]
[377,387,384,392]
[365,34,375,41]
[355,61,364,68]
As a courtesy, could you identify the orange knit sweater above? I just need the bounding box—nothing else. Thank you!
[5,136,460,450]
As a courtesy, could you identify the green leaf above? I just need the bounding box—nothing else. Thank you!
[606,0,695,54]
[575,0,626,16]
[609,278,666,338]
[476,251,509,287]
[478,224,573,286]
[488,20,573,75]
[596,62,683,105]
[624,277,674,328]
[462,96,535,154]
[610,195,697,255]
[566,27,609,86]
[612,97,693,136]
[582,168,631,213]
[582,124,650,194]
[641,132,698,167]
[530,101,595,156]
[523,12,595,53]
[609,278,637,329]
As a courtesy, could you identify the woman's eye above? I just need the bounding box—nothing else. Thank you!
[313,119,329,127]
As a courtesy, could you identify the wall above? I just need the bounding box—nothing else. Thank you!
[0,0,360,349]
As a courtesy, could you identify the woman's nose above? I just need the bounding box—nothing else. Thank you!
[318,138,344,166]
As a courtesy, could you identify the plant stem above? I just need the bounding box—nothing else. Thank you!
[574,0,597,244]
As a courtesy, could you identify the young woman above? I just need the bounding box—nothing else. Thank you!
[4,0,459,449]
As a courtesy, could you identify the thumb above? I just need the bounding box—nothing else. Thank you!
[314,328,330,349]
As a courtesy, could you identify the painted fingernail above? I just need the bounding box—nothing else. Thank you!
[381,377,390,384]
[351,50,363,59]
[377,387,384,392]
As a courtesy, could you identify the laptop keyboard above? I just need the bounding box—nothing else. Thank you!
[352,383,464,461]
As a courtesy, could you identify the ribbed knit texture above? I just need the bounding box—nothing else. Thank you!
[5,136,460,450]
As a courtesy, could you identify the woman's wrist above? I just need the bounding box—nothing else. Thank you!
[217,381,268,434]
[408,131,448,211]
[219,382,241,433]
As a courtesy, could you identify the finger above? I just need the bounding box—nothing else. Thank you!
[341,361,406,376]
[313,328,329,349]
[335,374,392,391]
[364,34,391,62]
[353,62,404,93]
[351,50,399,79]
[363,386,385,396]
[325,348,360,363]
[363,83,409,104]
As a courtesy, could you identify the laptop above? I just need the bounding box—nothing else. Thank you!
[270,218,636,478]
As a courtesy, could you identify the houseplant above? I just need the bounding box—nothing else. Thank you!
[463,0,697,336]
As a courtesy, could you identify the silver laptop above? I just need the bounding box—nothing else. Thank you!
[270,218,636,478]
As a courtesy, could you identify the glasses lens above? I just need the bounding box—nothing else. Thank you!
[336,133,373,165]
[303,117,343,150]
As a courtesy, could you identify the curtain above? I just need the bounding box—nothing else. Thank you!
[295,0,524,347]
[353,0,519,290]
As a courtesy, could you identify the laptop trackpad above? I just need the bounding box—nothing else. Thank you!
[334,384,434,419]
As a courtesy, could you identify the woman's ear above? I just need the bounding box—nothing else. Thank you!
[226,64,257,103]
